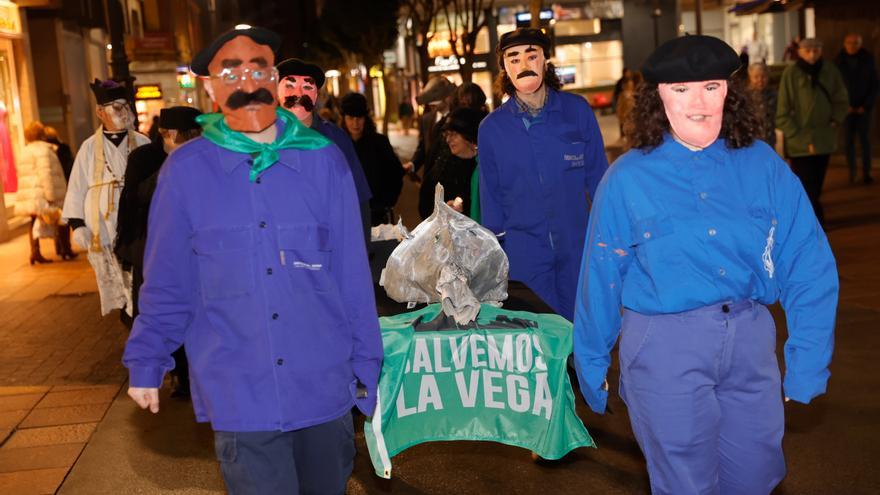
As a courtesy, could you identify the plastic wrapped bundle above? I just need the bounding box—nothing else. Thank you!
[380,184,508,324]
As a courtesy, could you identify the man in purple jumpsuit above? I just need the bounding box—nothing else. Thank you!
[123,26,382,494]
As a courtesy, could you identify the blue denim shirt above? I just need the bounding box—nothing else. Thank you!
[573,136,838,413]
[477,89,608,319]
[123,125,383,432]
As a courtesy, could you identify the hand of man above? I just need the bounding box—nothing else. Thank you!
[128,387,160,413]
[72,227,92,250]
[402,161,415,172]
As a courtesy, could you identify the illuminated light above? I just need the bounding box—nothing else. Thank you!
[106,43,113,50]
[234,24,252,30]
[325,69,341,78]
[135,85,163,100]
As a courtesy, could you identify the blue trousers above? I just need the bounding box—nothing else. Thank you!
[213,412,355,495]
[619,301,785,495]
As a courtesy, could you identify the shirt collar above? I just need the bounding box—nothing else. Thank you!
[215,117,300,174]
[504,88,560,117]
[658,133,728,163]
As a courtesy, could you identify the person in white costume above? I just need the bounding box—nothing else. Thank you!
[62,79,150,315]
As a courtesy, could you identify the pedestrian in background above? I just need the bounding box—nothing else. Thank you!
[341,92,404,226]
[776,37,849,226]
[43,125,76,260]
[574,35,838,495]
[398,100,414,135]
[479,27,608,321]
[616,71,642,141]
[15,121,68,264]
[835,32,878,184]
[748,62,777,147]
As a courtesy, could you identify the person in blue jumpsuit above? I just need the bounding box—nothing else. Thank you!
[478,28,607,321]
[572,35,838,494]
[276,57,373,246]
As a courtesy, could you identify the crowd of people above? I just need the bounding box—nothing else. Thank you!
[6,22,873,494]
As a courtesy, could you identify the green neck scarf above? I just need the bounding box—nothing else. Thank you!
[197,107,331,182]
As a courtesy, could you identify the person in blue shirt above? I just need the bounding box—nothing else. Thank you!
[276,57,373,246]
[122,26,383,494]
[478,28,608,321]
[573,35,838,495]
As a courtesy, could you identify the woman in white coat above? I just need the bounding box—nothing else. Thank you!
[14,121,68,264]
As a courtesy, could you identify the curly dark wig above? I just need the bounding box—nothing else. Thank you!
[494,62,563,97]
[624,78,761,151]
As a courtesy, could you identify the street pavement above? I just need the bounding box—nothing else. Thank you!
[1,120,878,493]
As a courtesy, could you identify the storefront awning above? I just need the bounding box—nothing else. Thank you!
[728,0,804,16]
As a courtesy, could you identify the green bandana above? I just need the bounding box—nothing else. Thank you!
[196,107,331,182]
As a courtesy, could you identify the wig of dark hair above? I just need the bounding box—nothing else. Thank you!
[452,82,488,112]
[493,62,563,98]
[624,78,761,151]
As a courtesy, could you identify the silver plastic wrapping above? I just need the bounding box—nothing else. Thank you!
[380,184,509,324]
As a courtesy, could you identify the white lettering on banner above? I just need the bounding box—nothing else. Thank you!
[507,374,530,413]
[487,335,514,372]
[455,370,480,407]
[451,336,469,369]
[483,370,505,409]
[533,373,552,419]
[470,334,488,368]
[434,337,451,372]
[532,335,548,371]
[515,334,533,373]
[418,375,444,413]
[397,386,417,417]
[413,338,433,373]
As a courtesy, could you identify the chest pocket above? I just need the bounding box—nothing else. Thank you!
[192,227,255,300]
[561,141,586,170]
[278,225,333,293]
[630,214,675,246]
[629,213,676,274]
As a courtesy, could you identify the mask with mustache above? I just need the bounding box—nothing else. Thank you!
[503,45,547,95]
[206,36,278,132]
[278,75,319,122]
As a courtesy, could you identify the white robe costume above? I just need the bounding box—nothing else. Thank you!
[62,127,150,315]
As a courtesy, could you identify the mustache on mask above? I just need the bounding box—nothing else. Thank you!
[516,70,540,79]
[225,88,276,110]
[283,95,315,112]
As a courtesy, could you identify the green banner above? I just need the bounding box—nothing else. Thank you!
[365,304,595,478]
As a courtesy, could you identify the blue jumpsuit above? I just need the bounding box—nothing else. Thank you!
[478,90,607,321]
[573,136,838,494]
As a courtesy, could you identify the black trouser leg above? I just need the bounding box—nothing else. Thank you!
[790,154,830,225]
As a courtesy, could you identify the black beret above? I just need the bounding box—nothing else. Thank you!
[277,58,326,89]
[497,28,551,56]
[340,92,369,118]
[442,107,487,145]
[159,106,202,131]
[90,79,129,104]
[190,26,281,76]
[641,34,741,84]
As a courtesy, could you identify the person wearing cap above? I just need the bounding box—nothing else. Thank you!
[62,79,151,315]
[404,76,457,177]
[122,26,382,493]
[478,27,608,321]
[776,37,849,225]
[277,58,373,244]
[421,106,487,219]
[573,35,838,494]
[340,92,404,225]
[835,33,878,184]
[115,106,202,397]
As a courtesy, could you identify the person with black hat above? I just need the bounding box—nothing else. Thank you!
[573,35,838,494]
[122,26,382,494]
[340,92,404,225]
[419,106,487,219]
[277,58,373,244]
[115,106,202,397]
[62,79,151,315]
[478,27,608,322]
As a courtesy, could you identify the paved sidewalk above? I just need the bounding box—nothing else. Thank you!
[0,235,130,494]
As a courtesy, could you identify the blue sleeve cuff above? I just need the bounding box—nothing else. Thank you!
[574,361,610,414]
[128,366,168,389]
[352,358,382,417]
[783,369,830,404]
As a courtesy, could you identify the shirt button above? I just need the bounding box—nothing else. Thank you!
[699,192,708,200]
[276,358,284,366]
[718,268,726,276]
[708,228,717,236]
[272,313,279,320]
[643,232,651,239]
[266,268,273,275]
[259,221,267,228]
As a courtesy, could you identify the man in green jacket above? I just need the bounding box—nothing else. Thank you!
[777,37,849,226]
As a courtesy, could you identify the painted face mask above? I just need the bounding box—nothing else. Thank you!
[658,80,727,149]
[206,36,278,132]
[278,75,318,122]
[503,44,546,95]
[100,100,133,131]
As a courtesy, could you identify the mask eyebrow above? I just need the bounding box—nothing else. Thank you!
[303,77,315,85]
[505,50,520,58]
[221,58,243,68]
[524,46,538,53]
[250,57,269,67]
